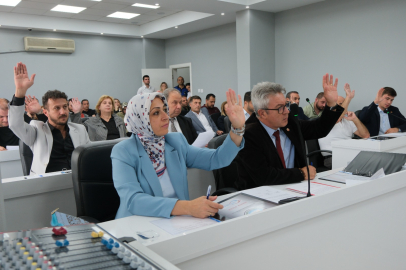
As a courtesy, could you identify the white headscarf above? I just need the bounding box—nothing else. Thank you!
[125,93,167,177]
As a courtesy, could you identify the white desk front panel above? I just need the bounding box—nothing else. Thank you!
[99,169,406,269]
[332,136,406,169]
[0,150,24,179]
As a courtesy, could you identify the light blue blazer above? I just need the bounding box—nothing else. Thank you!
[111,132,244,219]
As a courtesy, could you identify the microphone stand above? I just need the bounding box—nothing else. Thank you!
[384,109,406,123]
[306,98,319,118]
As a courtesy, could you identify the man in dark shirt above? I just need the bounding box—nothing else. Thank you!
[81,99,96,117]
[201,93,220,115]
[0,98,19,150]
[180,96,191,116]
[8,62,90,174]
[174,76,188,97]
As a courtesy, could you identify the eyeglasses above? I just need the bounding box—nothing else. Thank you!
[261,105,289,114]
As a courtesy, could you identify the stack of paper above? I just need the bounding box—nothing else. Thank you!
[286,181,341,196]
[242,186,297,204]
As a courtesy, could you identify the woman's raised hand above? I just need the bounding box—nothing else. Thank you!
[225,89,245,129]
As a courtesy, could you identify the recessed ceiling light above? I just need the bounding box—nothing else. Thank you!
[107,12,139,19]
[101,33,103,35]
[91,0,101,1]
[53,29,56,31]
[0,0,21,7]
[221,13,224,15]
[155,3,159,5]
[132,3,159,9]
[246,6,249,8]
[175,26,178,29]
[141,36,144,38]
[51,5,86,13]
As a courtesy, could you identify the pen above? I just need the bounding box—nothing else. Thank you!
[206,185,211,199]
[310,162,313,166]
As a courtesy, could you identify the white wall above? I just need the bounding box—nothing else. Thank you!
[275,0,406,111]
[0,29,143,108]
[165,23,237,105]
[176,67,191,85]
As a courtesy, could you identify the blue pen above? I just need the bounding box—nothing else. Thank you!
[206,185,211,199]
[310,162,313,166]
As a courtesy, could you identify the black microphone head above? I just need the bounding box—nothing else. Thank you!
[290,103,299,117]
[306,98,310,103]
[384,109,389,114]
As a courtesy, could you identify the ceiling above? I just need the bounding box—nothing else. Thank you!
[0,0,324,39]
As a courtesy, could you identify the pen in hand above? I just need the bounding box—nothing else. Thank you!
[206,185,211,199]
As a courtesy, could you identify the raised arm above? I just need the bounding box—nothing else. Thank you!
[69,98,83,124]
[340,83,355,112]
[345,111,370,138]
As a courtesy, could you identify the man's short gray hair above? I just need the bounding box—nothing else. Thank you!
[251,82,286,115]
[163,88,181,100]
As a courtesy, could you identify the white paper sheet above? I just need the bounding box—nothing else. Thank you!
[191,131,215,148]
[242,186,297,204]
[376,133,406,138]
[150,216,218,236]
[286,181,341,196]
[6,146,19,151]
[320,171,370,184]
[346,168,385,186]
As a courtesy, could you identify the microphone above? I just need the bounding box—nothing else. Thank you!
[306,98,319,117]
[279,103,311,204]
[384,109,406,122]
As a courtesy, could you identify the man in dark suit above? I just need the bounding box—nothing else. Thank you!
[234,74,344,190]
[164,88,198,144]
[359,87,406,137]
[286,91,309,121]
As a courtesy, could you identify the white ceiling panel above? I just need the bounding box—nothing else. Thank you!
[43,10,75,18]
[70,13,103,21]
[91,2,128,11]
[17,1,56,10]
[0,6,15,12]
[78,8,111,16]
[118,6,150,14]
[60,0,99,8]
[11,7,48,15]
[28,0,64,4]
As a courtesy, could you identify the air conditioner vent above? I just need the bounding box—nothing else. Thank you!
[24,37,75,54]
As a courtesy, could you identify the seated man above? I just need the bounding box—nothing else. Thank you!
[319,84,370,167]
[185,96,223,136]
[303,92,326,119]
[235,74,344,190]
[201,94,220,115]
[286,91,309,121]
[81,99,96,117]
[8,62,90,175]
[180,96,191,116]
[0,98,19,151]
[163,89,198,144]
[243,91,254,121]
[359,87,406,136]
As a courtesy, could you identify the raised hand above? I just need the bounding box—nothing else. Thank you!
[14,62,36,98]
[344,111,357,122]
[322,73,338,107]
[344,83,355,100]
[374,88,385,104]
[70,98,82,114]
[25,95,41,114]
[225,89,245,129]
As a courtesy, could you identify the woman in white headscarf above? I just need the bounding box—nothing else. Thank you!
[111,89,245,219]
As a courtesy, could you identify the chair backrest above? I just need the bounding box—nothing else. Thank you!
[208,134,239,189]
[19,140,33,176]
[210,112,221,130]
[208,134,227,149]
[354,110,361,118]
[305,139,325,171]
[224,116,232,133]
[71,138,128,222]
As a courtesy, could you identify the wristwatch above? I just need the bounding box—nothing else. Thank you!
[231,125,245,136]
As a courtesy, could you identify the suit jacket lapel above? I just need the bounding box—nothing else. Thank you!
[190,112,205,131]
[68,123,80,147]
[43,124,53,158]
[281,120,305,166]
[165,143,188,200]
[135,137,163,197]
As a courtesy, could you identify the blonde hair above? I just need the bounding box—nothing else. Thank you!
[220,101,228,116]
[95,95,115,115]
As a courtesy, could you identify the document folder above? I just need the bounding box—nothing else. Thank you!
[344,151,406,176]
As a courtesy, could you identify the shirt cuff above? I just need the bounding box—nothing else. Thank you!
[10,95,25,106]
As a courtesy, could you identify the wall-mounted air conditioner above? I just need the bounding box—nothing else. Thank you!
[24,37,75,54]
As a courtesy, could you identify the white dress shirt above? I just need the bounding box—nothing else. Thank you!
[378,106,390,135]
[243,109,250,121]
[137,84,156,95]
[318,118,357,156]
[193,111,213,133]
[168,117,183,133]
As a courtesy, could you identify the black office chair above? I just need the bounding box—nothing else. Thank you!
[210,112,221,130]
[354,110,361,118]
[352,110,363,139]
[207,134,238,196]
[305,139,332,172]
[19,140,33,176]
[223,116,232,133]
[71,138,128,223]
